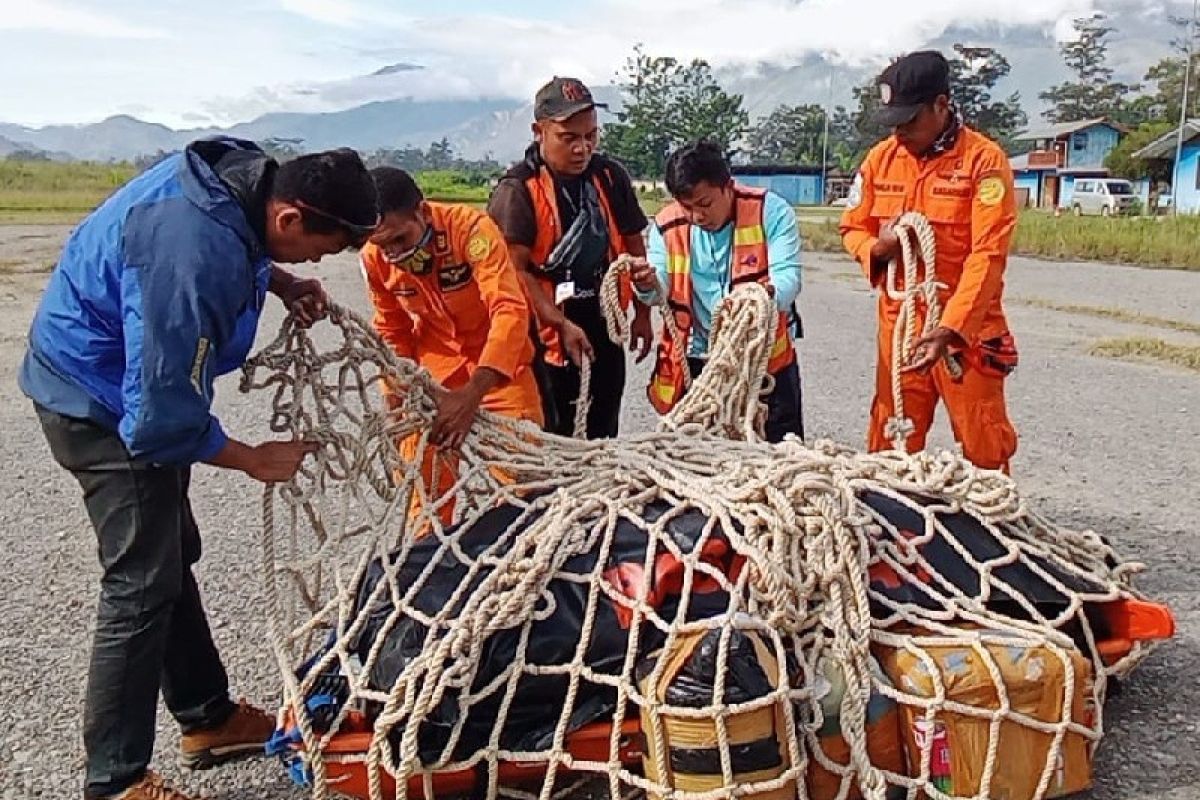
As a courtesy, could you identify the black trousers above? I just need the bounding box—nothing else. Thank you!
[35,407,235,798]
[687,356,805,443]
[536,297,625,439]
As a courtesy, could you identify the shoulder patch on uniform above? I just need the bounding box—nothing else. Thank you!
[977,175,1006,207]
[467,234,491,262]
[847,173,864,209]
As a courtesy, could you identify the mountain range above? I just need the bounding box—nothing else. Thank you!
[0,11,1179,165]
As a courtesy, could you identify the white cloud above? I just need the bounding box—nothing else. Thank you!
[211,0,1098,118]
[279,0,364,26]
[0,0,1137,126]
[0,0,165,38]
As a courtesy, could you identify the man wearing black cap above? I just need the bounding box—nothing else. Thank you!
[840,51,1020,472]
[487,76,653,439]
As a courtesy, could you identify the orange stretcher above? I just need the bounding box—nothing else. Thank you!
[270,711,643,799]
[1095,597,1176,665]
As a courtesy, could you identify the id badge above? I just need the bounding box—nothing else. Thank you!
[555,281,576,305]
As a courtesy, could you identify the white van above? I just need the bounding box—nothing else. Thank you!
[1071,179,1137,216]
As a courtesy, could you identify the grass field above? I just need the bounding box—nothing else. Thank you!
[793,210,1200,271]
[0,162,495,218]
[0,160,137,219]
[1012,213,1200,270]
[1090,336,1200,372]
[3,159,1199,271]
[1011,296,1200,335]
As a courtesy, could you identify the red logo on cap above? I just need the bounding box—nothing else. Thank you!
[561,80,587,102]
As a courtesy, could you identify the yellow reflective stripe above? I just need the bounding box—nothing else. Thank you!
[734,225,764,247]
[770,333,789,360]
[651,376,677,403]
[667,254,690,275]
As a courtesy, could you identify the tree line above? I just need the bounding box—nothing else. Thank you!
[603,14,1199,183]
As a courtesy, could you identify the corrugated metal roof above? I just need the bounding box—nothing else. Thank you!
[1133,120,1200,160]
[1009,153,1057,172]
[1014,118,1121,141]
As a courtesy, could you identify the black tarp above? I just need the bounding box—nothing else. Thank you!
[347,500,741,763]
[307,490,1112,763]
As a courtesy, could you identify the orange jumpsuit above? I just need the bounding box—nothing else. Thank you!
[840,126,1019,471]
[361,202,543,523]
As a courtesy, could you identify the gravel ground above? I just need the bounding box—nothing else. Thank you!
[0,225,1196,800]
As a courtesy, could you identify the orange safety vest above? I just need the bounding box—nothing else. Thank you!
[523,164,633,366]
[648,187,795,414]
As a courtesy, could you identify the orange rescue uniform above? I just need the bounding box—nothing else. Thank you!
[361,202,543,522]
[840,126,1019,471]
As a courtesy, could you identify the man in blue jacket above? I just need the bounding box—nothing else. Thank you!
[19,137,378,800]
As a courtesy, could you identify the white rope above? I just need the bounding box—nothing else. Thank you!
[883,212,963,451]
[240,289,1161,800]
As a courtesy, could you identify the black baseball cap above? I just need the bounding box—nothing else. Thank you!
[873,51,951,127]
[534,76,608,122]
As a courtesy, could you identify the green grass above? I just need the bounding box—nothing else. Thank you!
[2,159,1197,274]
[0,160,136,220]
[786,209,1200,272]
[1012,213,1200,270]
[798,217,844,253]
[0,162,494,223]
[415,170,493,204]
[1089,337,1200,372]
[1011,297,1200,336]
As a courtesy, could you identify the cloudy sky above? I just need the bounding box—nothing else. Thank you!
[0,0,1186,128]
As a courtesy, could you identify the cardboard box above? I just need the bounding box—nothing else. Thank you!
[880,634,1095,800]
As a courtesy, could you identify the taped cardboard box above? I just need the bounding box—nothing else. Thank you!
[879,634,1095,800]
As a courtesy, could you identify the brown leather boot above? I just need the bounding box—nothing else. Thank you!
[178,699,275,770]
[109,771,197,800]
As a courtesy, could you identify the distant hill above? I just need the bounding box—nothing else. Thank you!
[0,116,193,162]
[0,135,33,157]
[222,98,523,155]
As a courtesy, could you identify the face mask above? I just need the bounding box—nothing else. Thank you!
[383,224,434,274]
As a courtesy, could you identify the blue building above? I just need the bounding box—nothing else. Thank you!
[1133,120,1200,214]
[731,165,826,206]
[1009,118,1128,210]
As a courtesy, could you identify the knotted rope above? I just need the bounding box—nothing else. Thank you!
[883,212,963,451]
[572,254,695,440]
[241,285,1160,800]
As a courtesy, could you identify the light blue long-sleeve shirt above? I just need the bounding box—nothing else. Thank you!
[639,190,801,359]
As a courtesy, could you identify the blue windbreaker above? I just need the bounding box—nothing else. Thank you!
[19,137,273,464]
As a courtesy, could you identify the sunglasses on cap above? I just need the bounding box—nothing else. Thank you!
[292,200,380,247]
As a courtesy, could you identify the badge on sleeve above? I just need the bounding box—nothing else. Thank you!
[467,234,491,262]
[847,173,864,209]
[978,176,1006,206]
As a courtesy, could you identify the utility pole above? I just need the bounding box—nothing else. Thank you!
[820,66,834,204]
[1172,0,1198,215]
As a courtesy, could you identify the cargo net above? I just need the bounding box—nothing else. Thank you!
[241,280,1157,800]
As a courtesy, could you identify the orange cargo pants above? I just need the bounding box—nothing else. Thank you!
[867,312,1018,473]
[401,366,544,530]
